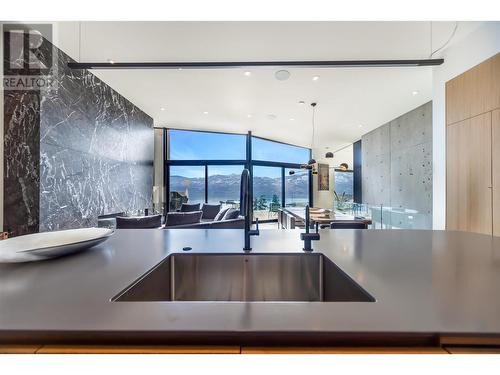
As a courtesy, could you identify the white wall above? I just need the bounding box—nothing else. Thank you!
[312,145,353,208]
[432,22,500,229]
[312,165,335,209]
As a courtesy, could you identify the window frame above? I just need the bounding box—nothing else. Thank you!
[206,164,246,206]
[167,128,248,161]
[251,134,312,165]
[284,167,310,208]
[333,168,354,203]
[163,128,313,222]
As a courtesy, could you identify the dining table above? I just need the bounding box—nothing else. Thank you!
[278,207,372,229]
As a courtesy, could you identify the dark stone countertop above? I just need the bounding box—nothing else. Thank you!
[1,228,500,345]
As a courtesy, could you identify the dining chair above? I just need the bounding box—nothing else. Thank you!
[330,222,368,229]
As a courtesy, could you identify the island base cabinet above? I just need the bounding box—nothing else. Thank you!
[3,343,500,354]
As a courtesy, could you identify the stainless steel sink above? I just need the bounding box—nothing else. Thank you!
[113,253,374,302]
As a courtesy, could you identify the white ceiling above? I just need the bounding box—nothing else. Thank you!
[55,21,482,152]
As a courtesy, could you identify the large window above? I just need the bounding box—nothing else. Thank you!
[253,166,282,220]
[252,137,310,164]
[169,166,205,211]
[169,129,246,160]
[165,129,311,220]
[285,169,309,207]
[207,165,244,206]
[334,170,354,206]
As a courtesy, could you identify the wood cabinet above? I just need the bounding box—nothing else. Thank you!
[3,343,500,354]
[240,346,447,354]
[35,345,241,354]
[446,113,492,234]
[446,53,500,126]
[0,345,41,354]
[446,53,500,236]
[493,109,500,236]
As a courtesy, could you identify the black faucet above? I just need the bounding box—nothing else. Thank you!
[240,169,260,251]
[300,205,320,251]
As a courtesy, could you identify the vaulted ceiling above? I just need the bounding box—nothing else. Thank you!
[55,21,482,152]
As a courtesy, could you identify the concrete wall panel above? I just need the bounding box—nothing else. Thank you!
[362,101,432,229]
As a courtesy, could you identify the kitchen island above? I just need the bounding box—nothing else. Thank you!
[1,228,500,353]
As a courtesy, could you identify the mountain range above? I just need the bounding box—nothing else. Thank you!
[170,171,353,202]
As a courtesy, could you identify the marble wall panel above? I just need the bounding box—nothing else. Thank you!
[4,34,154,235]
[3,90,40,236]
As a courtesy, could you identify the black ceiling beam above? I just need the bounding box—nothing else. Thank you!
[68,59,444,70]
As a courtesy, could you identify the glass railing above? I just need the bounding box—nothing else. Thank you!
[333,202,432,230]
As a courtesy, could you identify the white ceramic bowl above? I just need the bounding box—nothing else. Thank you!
[0,228,114,263]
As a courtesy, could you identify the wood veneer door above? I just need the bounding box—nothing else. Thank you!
[493,109,500,237]
[446,53,500,125]
[446,112,492,235]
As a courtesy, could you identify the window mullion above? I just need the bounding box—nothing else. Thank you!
[204,165,208,204]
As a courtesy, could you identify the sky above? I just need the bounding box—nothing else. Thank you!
[168,130,310,178]
[169,130,309,163]
[169,130,246,161]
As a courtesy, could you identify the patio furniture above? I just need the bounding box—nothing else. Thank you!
[221,200,239,209]
[169,191,188,211]
[268,202,281,219]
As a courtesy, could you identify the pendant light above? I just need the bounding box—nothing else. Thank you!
[339,163,349,171]
[308,102,317,166]
[325,151,334,158]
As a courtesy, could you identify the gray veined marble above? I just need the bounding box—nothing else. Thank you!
[3,90,41,235]
[3,33,154,236]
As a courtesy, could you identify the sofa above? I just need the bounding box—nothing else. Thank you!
[165,216,245,229]
[116,214,162,229]
[98,212,163,229]
[164,204,245,229]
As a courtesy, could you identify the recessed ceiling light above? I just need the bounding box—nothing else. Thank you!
[247,114,252,118]
[203,111,209,115]
[107,59,115,64]
[312,75,320,81]
[160,107,166,111]
[267,114,277,120]
[298,101,305,105]
[289,118,295,121]
[358,124,363,128]
[244,71,251,76]
[275,70,291,81]
[412,90,419,96]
